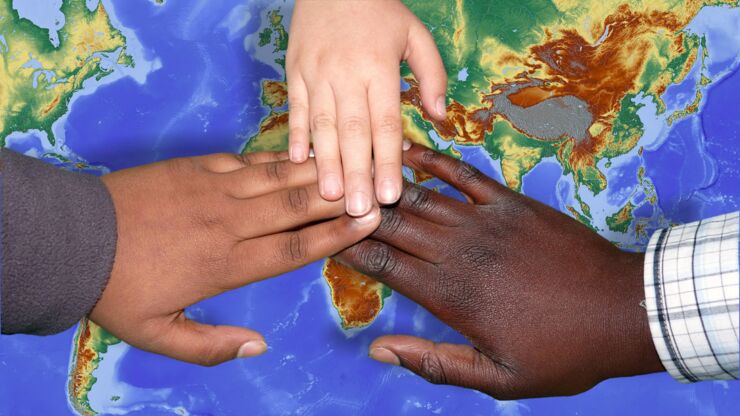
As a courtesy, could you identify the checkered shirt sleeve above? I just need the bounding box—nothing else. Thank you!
[644,211,739,383]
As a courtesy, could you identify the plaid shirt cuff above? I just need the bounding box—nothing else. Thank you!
[644,211,740,383]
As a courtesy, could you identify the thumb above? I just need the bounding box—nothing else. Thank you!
[369,335,512,398]
[142,314,267,366]
[404,20,448,120]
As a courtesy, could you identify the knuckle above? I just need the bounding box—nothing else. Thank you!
[341,116,366,135]
[361,242,395,276]
[311,113,335,131]
[420,351,448,385]
[280,233,307,263]
[283,187,310,216]
[288,101,307,114]
[375,114,402,136]
[420,148,441,167]
[404,185,433,211]
[378,208,405,237]
[264,161,289,184]
[453,161,484,185]
[238,153,254,165]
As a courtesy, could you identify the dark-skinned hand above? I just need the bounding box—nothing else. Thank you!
[91,152,380,367]
[336,144,664,399]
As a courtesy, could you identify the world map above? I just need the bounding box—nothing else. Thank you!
[1,0,739,414]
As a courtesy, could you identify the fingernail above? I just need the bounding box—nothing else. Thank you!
[369,347,400,366]
[347,191,371,216]
[289,145,306,163]
[354,206,379,225]
[378,179,400,204]
[237,340,267,358]
[402,139,412,151]
[308,148,315,158]
[435,96,447,118]
[321,175,343,199]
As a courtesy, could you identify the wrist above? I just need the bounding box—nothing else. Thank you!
[603,251,665,379]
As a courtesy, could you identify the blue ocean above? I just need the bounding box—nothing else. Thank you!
[0,1,738,415]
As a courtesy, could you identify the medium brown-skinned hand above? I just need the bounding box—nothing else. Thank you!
[336,144,664,399]
[90,152,380,367]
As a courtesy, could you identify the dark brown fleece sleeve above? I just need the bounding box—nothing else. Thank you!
[1,149,117,335]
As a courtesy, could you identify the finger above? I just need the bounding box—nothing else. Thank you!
[141,314,267,367]
[226,184,345,239]
[404,144,504,204]
[197,152,289,173]
[368,72,403,204]
[405,21,448,120]
[397,181,472,226]
[241,151,290,165]
[369,335,506,398]
[371,207,447,263]
[220,159,318,199]
[288,73,311,163]
[334,239,438,303]
[309,83,344,200]
[335,83,374,216]
[226,209,381,286]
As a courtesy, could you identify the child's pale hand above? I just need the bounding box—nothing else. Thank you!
[287,0,447,216]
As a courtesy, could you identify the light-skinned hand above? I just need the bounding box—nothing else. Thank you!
[286,0,447,215]
[336,145,664,398]
[90,152,380,366]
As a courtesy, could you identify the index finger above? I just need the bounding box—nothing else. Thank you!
[403,144,504,204]
[226,209,381,286]
[220,159,319,199]
[197,151,290,173]
[334,239,439,305]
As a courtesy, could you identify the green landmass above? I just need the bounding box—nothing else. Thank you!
[606,202,637,233]
[69,320,122,416]
[0,0,132,146]
[405,0,564,107]
[258,27,273,47]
